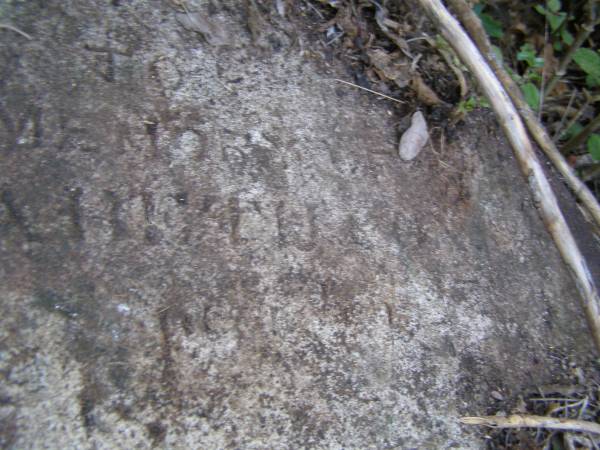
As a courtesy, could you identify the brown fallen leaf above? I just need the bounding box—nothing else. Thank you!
[368,49,412,88]
[411,74,443,106]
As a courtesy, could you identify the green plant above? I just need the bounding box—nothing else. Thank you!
[476,0,600,171]
[534,0,574,50]
[588,134,600,161]
[456,95,490,114]
[472,3,503,39]
[572,48,600,88]
[515,43,544,110]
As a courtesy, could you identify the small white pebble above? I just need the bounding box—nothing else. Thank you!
[117,303,131,315]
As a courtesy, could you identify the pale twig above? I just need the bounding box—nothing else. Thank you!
[460,414,600,435]
[529,397,585,403]
[304,0,324,19]
[418,0,600,352]
[0,23,32,40]
[157,304,174,314]
[564,433,577,450]
[578,396,590,419]
[548,397,589,416]
[332,79,406,104]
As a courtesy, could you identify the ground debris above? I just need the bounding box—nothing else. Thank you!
[176,11,229,46]
[367,48,412,88]
[411,73,444,106]
[481,352,600,449]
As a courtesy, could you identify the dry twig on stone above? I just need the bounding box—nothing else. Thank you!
[460,414,600,436]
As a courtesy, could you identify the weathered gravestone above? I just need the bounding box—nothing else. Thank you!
[0,1,594,448]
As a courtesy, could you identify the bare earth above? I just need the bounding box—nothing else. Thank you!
[0,1,596,448]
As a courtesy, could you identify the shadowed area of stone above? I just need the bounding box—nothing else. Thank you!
[0,1,594,448]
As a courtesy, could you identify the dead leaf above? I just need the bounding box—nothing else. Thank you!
[411,74,442,106]
[368,49,411,88]
[176,12,229,46]
[398,111,429,161]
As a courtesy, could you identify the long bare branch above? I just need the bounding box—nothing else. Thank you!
[415,0,600,352]
[446,0,600,229]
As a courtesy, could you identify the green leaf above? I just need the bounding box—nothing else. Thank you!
[561,122,583,141]
[517,43,544,68]
[534,4,547,15]
[521,82,540,111]
[547,11,566,32]
[481,14,504,38]
[561,28,574,46]
[573,48,600,81]
[586,74,600,88]
[473,4,503,38]
[547,0,561,13]
[517,43,536,62]
[526,71,542,83]
[588,134,600,161]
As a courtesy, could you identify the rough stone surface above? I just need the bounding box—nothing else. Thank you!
[0,1,595,449]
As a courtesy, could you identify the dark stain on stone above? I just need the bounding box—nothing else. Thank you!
[319,277,334,304]
[1,189,38,242]
[66,186,84,240]
[142,191,155,222]
[275,200,285,246]
[174,192,187,206]
[145,121,158,140]
[146,420,167,447]
[33,289,80,319]
[158,310,176,388]
[145,225,162,245]
[105,52,115,82]
[78,376,103,434]
[201,195,216,214]
[0,105,16,153]
[0,409,17,449]
[384,301,393,326]
[228,196,240,244]
[104,190,127,239]
[108,347,131,390]
[111,0,121,6]
[31,106,43,148]
[113,402,132,421]
[181,312,194,336]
